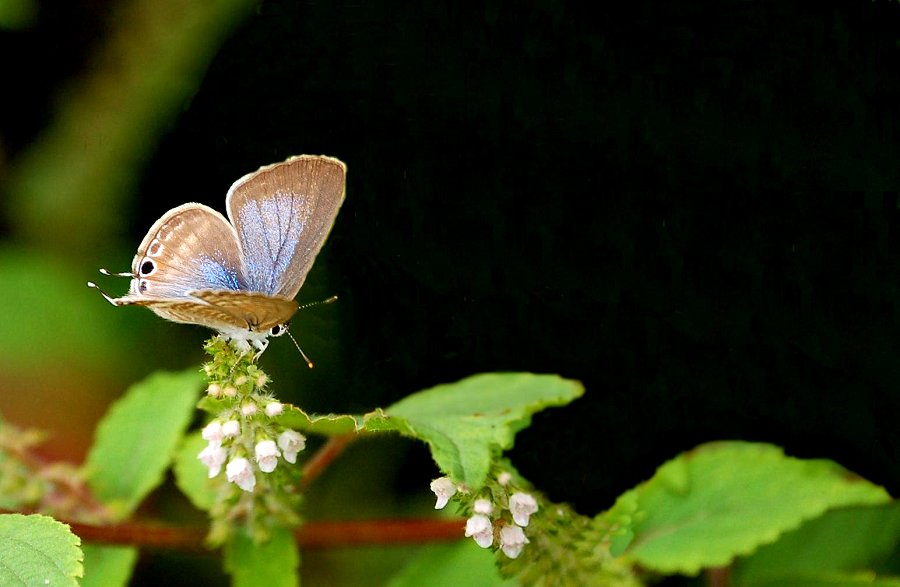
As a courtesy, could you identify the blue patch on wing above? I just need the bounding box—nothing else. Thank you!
[197,255,242,291]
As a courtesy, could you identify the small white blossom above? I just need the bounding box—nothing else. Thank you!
[255,439,281,473]
[265,401,284,417]
[234,375,248,386]
[464,514,493,548]
[226,457,256,492]
[241,403,257,416]
[277,429,306,463]
[197,443,227,478]
[509,492,539,527]
[473,498,494,515]
[206,383,221,397]
[499,525,529,559]
[429,477,457,509]
[201,421,224,444]
[221,420,241,438]
[497,471,512,486]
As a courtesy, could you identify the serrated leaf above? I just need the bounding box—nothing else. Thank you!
[173,432,216,511]
[607,442,890,575]
[0,514,83,586]
[85,369,203,518]
[384,373,583,487]
[224,526,299,587]
[277,405,363,436]
[734,502,900,586]
[81,544,137,587]
[387,541,514,587]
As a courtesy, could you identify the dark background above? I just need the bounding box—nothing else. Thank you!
[4,0,900,583]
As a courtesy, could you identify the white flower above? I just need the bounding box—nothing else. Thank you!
[277,429,306,464]
[464,514,493,548]
[197,443,227,478]
[497,471,512,486]
[241,403,257,416]
[265,402,284,417]
[206,383,221,397]
[221,420,241,438]
[226,457,256,492]
[473,498,494,515]
[255,439,281,473]
[429,477,457,509]
[201,421,223,444]
[509,492,539,527]
[499,525,529,559]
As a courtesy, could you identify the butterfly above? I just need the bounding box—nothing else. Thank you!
[89,155,346,359]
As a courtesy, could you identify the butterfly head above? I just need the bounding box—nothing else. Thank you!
[268,323,289,338]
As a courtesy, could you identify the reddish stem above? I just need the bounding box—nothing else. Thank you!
[54,516,465,551]
[300,433,356,488]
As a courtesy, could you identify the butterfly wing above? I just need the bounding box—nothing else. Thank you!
[125,203,246,298]
[106,203,254,331]
[189,290,298,331]
[226,155,346,298]
[118,296,250,331]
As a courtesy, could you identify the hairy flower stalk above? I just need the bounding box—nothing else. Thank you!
[198,336,308,545]
[431,462,640,585]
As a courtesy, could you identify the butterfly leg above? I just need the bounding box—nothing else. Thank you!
[252,338,269,361]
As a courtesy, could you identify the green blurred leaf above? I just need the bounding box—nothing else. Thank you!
[0,0,36,30]
[224,526,299,587]
[387,541,514,587]
[0,514,83,586]
[737,574,900,587]
[384,373,583,487]
[734,502,900,586]
[605,441,890,576]
[0,247,133,370]
[85,369,203,518]
[173,431,217,512]
[81,544,137,587]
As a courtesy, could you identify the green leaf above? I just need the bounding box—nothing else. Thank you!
[81,544,137,587]
[0,514,83,586]
[605,442,890,575]
[736,574,900,587]
[173,431,217,511]
[384,373,583,487]
[387,541,515,587]
[224,526,299,587]
[275,404,365,436]
[734,502,900,586]
[85,369,203,518]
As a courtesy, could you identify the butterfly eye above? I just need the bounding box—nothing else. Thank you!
[269,324,288,337]
[139,260,156,276]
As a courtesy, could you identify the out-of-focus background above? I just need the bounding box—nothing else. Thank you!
[3,0,900,584]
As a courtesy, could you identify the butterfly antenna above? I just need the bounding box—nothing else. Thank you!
[99,268,135,278]
[86,281,120,306]
[297,295,338,311]
[285,329,315,369]
[283,295,337,367]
